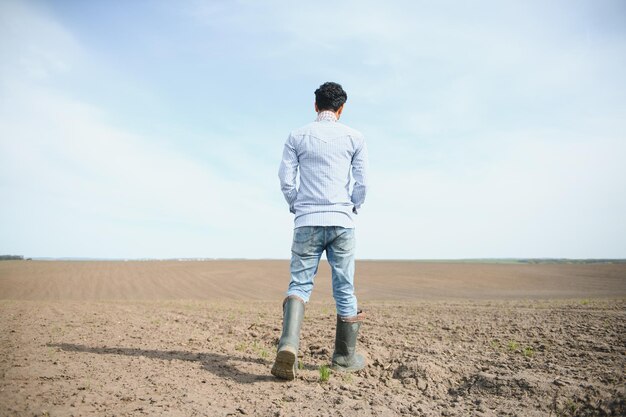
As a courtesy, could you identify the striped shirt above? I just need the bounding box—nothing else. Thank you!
[278,111,369,228]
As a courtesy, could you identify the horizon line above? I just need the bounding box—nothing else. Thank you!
[2,256,625,264]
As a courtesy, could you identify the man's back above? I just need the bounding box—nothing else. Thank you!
[279,113,368,228]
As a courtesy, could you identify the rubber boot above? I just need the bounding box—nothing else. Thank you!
[271,296,305,380]
[331,310,366,372]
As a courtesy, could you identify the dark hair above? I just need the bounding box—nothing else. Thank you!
[315,82,347,112]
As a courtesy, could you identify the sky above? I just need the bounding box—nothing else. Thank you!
[1,0,625,259]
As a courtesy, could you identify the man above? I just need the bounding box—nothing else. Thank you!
[272,82,369,381]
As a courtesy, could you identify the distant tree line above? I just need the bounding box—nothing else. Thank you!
[517,258,626,264]
[0,255,29,261]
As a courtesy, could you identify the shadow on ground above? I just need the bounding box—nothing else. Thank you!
[48,343,278,384]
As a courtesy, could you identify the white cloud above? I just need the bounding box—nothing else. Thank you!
[0,79,292,257]
[359,128,626,258]
[0,1,79,81]
[0,1,290,258]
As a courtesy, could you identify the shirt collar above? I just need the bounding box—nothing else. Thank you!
[315,110,338,122]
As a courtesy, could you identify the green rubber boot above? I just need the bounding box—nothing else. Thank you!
[331,310,366,372]
[271,296,305,380]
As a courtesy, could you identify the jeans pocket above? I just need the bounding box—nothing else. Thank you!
[332,228,355,252]
[293,227,314,243]
[291,227,316,255]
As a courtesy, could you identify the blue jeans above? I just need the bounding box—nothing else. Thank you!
[286,226,358,318]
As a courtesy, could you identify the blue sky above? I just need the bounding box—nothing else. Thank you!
[1,0,625,259]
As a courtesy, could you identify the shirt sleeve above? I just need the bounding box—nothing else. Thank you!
[278,134,299,214]
[351,137,369,213]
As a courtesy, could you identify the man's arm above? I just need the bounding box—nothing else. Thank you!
[278,134,299,214]
[351,138,369,214]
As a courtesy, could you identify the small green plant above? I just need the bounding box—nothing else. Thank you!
[563,400,578,414]
[580,299,590,305]
[298,360,304,370]
[319,365,331,382]
[244,340,271,359]
[490,339,500,349]
[507,341,519,352]
[522,346,534,357]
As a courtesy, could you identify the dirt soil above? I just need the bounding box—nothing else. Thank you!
[1,260,625,416]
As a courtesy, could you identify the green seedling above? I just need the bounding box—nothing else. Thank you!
[319,365,331,382]
[558,400,578,416]
[507,341,519,352]
[244,340,270,359]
